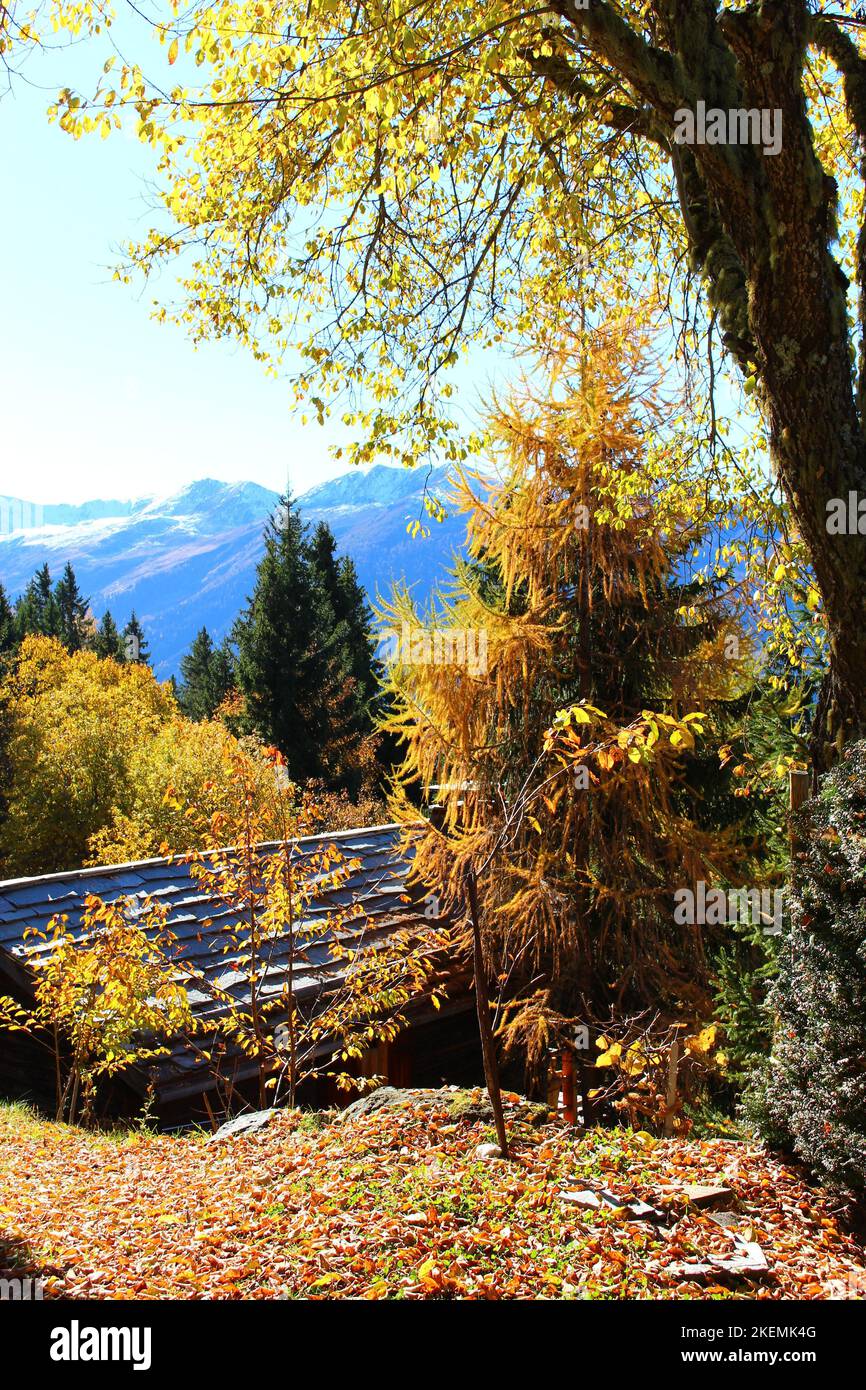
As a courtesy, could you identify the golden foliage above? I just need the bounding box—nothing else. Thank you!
[380,318,750,1059]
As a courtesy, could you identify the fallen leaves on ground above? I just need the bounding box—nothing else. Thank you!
[1,1094,864,1300]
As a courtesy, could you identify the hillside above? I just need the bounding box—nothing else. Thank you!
[1,1092,864,1300]
[0,467,468,678]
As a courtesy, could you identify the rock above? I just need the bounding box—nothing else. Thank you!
[208,1108,279,1143]
[447,1090,495,1124]
[683,1183,735,1209]
[336,1087,412,1122]
[561,1187,670,1224]
[475,1143,503,1161]
[337,1084,552,1129]
[561,1189,605,1211]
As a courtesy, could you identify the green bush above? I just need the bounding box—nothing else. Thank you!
[758,742,866,1199]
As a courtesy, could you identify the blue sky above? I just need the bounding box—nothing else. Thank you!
[0,16,500,506]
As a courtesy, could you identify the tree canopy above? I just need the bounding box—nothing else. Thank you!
[35,0,866,756]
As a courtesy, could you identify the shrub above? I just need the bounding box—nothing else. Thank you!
[758,742,866,1199]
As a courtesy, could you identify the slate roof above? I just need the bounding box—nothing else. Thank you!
[0,823,444,1105]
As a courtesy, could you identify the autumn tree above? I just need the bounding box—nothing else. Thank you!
[86,715,288,865]
[382,319,751,1076]
[177,747,446,1110]
[52,0,866,764]
[0,892,193,1125]
[0,637,177,875]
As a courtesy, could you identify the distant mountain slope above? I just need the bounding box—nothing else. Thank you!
[0,467,468,678]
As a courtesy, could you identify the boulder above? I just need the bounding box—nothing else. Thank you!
[208,1108,279,1143]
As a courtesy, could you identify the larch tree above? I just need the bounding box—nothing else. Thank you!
[381,317,751,1073]
[48,0,866,763]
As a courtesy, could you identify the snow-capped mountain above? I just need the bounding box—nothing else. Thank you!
[0,467,468,678]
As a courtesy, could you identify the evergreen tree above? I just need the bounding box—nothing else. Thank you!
[308,522,379,738]
[0,584,16,658]
[234,496,333,781]
[179,627,234,721]
[16,563,61,640]
[122,611,151,665]
[92,610,126,662]
[755,743,866,1199]
[54,562,89,653]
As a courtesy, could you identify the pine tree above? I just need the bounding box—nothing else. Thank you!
[234,497,332,781]
[122,611,151,665]
[179,627,234,721]
[92,611,126,662]
[54,562,89,653]
[16,563,61,640]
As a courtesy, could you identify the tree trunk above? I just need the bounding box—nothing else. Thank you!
[557,0,866,761]
[464,868,510,1158]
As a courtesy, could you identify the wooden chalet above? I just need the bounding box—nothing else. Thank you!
[0,824,479,1128]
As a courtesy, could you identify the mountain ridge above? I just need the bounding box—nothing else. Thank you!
[0,467,466,678]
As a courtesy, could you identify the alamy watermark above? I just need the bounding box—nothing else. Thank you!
[0,1274,44,1300]
[50,1320,152,1372]
[673,101,782,157]
[0,499,44,535]
[827,492,866,535]
[674,881,784,936]
[377,623,488,676]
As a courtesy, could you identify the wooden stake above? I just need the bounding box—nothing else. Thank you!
[664,1040,680,1137]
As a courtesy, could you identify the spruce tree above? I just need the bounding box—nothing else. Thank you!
[54,562,89,653]
[0,584,16,658]
[16,563,61,640]
[308,521,379,725]
[122,611,151,665]
[92,610,126,662]
[234,496,332,781]
[179,627,234,720]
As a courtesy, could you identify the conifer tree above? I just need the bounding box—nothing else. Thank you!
[54,562,89,653]
[0,584,15,658]
[382,319,749,1066]
[234,496,332,781]
[179,627,234,721]
[756,742,866,1199]
[122,611,151,665]
[308,522,379,781]
[16,563,61,640]
[92,611,126,663]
